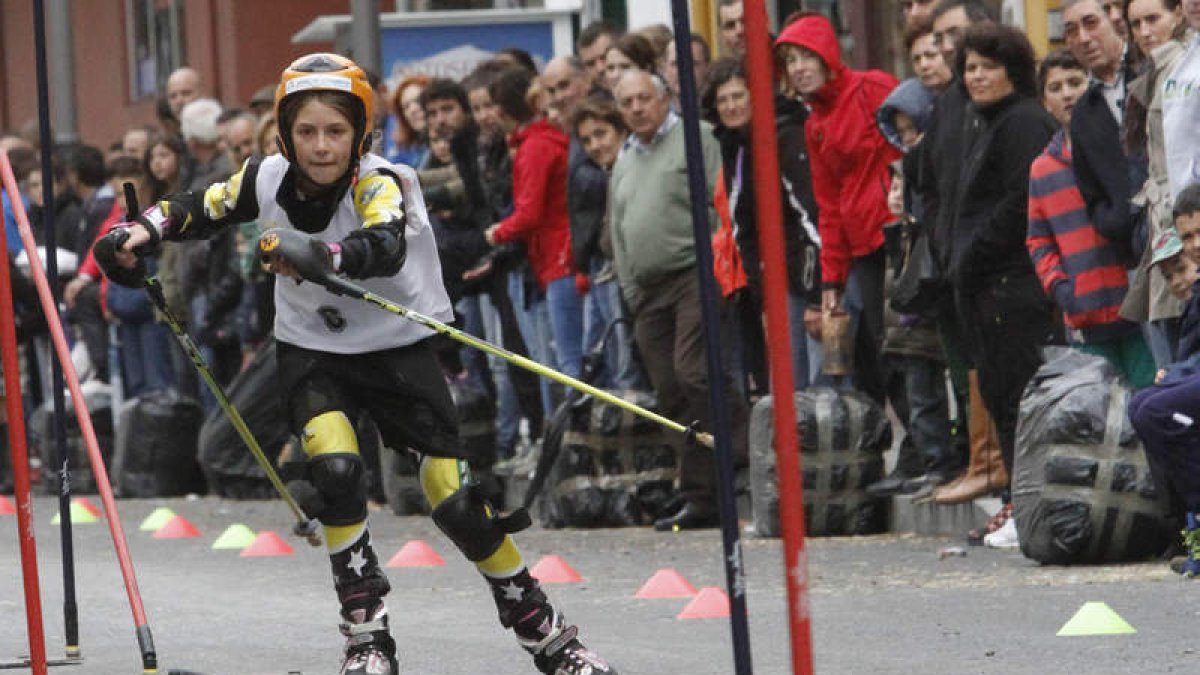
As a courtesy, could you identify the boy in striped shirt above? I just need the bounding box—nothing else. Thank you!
[1026,49,1154,387]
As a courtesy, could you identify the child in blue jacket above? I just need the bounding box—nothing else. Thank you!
[1129,184,1200,576]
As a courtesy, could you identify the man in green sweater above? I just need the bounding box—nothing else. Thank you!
[608,68,748,531]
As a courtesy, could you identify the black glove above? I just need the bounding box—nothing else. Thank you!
[91,226,149,288]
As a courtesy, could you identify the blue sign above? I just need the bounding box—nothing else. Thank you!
[381,22,555,82]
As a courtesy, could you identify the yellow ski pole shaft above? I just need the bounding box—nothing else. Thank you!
[143,278,321,545]
[325,276,715,449]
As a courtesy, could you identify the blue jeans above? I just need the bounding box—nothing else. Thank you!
[545,273,585,381]
[786,290,825,389]
[583,258,644,389]
[1130,374,1200,511]
[893,355,954,474]
[119,320,176,398]
[508,270,557,416]
[456,292,520,454]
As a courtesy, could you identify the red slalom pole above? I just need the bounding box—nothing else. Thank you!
[743,2,814,673]
[0,151,49,675]
[0,152,159,672]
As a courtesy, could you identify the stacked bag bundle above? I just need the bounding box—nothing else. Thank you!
[536,389,678,528]
[1013,349,1173,564]
[749,388,891,537]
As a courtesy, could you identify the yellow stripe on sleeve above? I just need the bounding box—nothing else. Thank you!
[353,171,406,228]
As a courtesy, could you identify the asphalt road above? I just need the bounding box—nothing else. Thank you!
[1,495,1195,674]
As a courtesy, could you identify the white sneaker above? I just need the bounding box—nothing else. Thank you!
[984,516,1019,549]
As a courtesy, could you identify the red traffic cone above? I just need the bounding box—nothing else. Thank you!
[677,587,731,620]
[530,555,583,583]
[153,515,201,539]
[386,540,445,568]
[635,568,698,599]
[0,495,15,515]
[73,496,102,518]
[240,531,295,557]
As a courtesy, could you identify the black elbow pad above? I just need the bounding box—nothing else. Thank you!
[340,224,406,278]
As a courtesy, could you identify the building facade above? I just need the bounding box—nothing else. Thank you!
[0,0,334,147]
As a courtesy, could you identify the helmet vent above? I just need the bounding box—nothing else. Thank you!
[293,54,348,73]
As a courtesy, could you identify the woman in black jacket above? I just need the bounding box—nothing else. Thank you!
[704,57,822,393]
[948,23,1065,547]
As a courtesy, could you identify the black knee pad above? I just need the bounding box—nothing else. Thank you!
[286,479,327,521]
[431,482,531,562]
[311,452,367,526]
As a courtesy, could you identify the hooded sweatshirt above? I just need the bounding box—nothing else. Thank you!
[776,15,900,288]
[876,78,937,152]
[491,117,573,289]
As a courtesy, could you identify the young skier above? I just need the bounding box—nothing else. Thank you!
[93,52,616,675]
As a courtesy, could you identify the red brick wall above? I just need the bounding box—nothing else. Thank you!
[0,0,333,148]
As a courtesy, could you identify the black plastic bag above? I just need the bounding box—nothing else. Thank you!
[889,220,947,315]
[31,384,114,495]
[197,339,289,498]
[111,389,206,497]
[748,387,890,537]
[1013,348,1172,564]
[536,389,678,529]
[447,377,496,470]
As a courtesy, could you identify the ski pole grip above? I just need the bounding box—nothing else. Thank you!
[258,228,338,288]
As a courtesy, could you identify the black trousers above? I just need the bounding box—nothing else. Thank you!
[848,248,887,404]
[961,271,1062,476]
[277,338,465,459]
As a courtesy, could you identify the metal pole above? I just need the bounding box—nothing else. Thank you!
[668,2,753,673]
[350,0,382,77]
[743,2,814,672]
[47,0,78,144]
[0,151,49,675]
[0,154,160,673]
[32,0,81,658]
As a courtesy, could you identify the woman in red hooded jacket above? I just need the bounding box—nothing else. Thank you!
[776,12,900,401]
[484,67,585,382]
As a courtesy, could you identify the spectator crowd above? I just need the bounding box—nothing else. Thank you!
[4,0,1200,566]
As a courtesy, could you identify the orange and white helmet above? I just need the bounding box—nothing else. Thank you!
[274,53,375,161]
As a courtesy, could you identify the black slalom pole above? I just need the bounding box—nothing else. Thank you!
[668,2,753,673]
[32,0,81,659]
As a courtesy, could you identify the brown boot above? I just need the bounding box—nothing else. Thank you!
[932,371,1008,504]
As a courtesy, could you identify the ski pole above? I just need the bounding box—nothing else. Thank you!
[30,0,80,657]
[115,185,321,547]
[257,228,715,449]
[141,275,321,546]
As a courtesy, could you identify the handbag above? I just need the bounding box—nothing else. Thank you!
[889,217,947,316]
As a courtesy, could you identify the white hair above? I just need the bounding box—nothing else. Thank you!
[180,98,224,144]
[615,69,669,98]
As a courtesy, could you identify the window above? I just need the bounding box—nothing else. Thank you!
[126,0,186,101]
